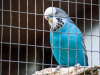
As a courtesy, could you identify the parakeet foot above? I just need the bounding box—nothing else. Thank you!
[54,65,62,74]
[74,63,81,67]
[74,63,81,69]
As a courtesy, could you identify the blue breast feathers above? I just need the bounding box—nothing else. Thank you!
[50,18,87,66]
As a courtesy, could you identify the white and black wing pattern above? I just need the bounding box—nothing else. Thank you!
[82,37,89,66]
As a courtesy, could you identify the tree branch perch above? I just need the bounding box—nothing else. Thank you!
[32,65,100,75]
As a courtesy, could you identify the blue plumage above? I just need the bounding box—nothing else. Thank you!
[50,18,87,66]
[44,7,88,67]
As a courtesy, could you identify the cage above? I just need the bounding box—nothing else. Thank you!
[0,0,100,75]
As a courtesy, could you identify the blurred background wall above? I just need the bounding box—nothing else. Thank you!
[0,0,99,75]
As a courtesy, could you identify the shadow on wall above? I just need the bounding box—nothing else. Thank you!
[0,0,98,75]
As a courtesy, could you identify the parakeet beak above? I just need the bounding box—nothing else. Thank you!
[44,16,53,23]
[49,18,52,23]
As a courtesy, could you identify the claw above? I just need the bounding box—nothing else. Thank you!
[54,65,62,74]
[74,63,81,67]
[74,63,81,70]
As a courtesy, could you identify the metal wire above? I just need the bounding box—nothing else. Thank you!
[26,0,28,75]
[0,9,99,22]
[34,0,37,73]
[9,0,12,75]
[0,41,99,53]
[0,0,100,75]
[83,0,86,75]
[0,0,3,75]
[51,0,54,74]
[0,24,100,38]
[42,0,45,74]
[0,9,100,21]
[58,1,61,75]
[68,0,69,75]
[49,0,99,6]
[18,0,20,74]
[75,0,78,74]
[91,0,93,75]
[99,0,100,74]
[99,0,100,66]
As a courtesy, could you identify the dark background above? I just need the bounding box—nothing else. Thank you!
[0,0,99,75]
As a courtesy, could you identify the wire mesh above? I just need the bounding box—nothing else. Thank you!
[0,0,3,74]
[18,0,20,74]
[0,0,100,75]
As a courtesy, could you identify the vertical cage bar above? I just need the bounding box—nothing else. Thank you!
[35,0,37,72]
[99,2,100,75]
[0,0,3,75]
[83,0,86,75]
[18,0,20,75]
[42,0,44,71]
[26,0,28,75]
[59,1,61,75]
[9,0,12,75]
[99,0,100,68]
[75,0,77,70]
[91,0,93,74]
[51,0,54,74]
[83,0,85,66]
[68,0,69,74]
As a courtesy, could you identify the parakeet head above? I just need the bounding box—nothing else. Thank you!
[44,7,68,31]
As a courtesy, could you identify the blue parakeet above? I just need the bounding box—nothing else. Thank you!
[44,7,88,66]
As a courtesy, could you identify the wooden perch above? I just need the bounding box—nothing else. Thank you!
[32,65,100,75]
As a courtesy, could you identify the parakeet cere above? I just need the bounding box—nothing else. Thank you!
[44,7,88,66]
